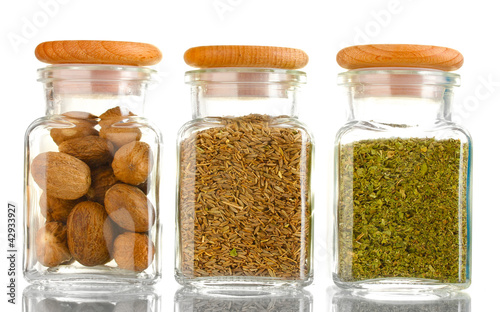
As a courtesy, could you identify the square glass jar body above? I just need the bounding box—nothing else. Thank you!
[24,65,162,285]
[333,69,472,291]
[175,69,314,287]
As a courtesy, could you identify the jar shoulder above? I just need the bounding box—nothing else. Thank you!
[335,120,472,146]
[177,116,314,142]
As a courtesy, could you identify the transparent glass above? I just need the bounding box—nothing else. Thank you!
[24,65,162,285]
[175,68,314,287]
[333,69,472,291]
[175,286,312,311]
[330,288,471,312]
[23,285,160,311]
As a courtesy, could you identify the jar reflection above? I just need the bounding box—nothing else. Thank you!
[23,285,160,312]
[175,287,312,312]
[329,287,471,312]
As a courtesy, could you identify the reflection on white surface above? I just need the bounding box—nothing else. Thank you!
[175,287,312,312]
[23,285,160,312]
[329,287,471,312]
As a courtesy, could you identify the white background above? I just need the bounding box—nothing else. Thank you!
[0,0,498,311]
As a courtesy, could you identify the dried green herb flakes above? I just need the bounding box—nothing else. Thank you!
[338,138,469,283]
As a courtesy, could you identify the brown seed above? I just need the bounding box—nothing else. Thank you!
[98,106,136,128]
[137,180,150,195]
[39,192,84,223]
[112,141,152,185]
[31,152,91,200]
[58,136,114,168]
[99,125,142,148]
[104,184,155,232]
[86,166,119,204]
[62,111,99,125]
[178,114,312,278]
[67,201,114,266]
[113,232,154,271]
[50,124,99,146]
[98,106,141,148]
[36,222,72,267]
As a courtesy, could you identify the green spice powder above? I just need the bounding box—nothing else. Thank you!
[338,138,469,283]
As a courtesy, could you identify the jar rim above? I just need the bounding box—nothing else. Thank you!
[338,68,460,87]
[185,68,306,85]
[37,64,157,83]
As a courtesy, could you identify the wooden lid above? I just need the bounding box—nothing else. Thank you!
[337,44,463,71]
[184,45,308,69]
[35,40,162,66]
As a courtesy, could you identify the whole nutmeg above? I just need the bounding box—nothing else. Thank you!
[50,119,98,146]
[58,136,114,168]
[36,222,72,267]
[112,141,153,185]
[98,106,141,148]
[40,192,84,223]
[137,180,150,195]
[104,184,155,232]
[98,106,136,128]
[86,166,119,204]
[62,111,98,125]
[99,125,142,148]
[113,232,154,271]
[67,201,114,266]
[31,152,91,200]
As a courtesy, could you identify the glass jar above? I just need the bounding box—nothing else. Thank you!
[175,66,314,287]
[333,48,472,291]
[23,285,160,311]
[24,64,162,285]
[330,289,471,312]
[175,287,312,311]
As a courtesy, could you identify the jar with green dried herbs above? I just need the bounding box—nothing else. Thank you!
[176,46,313,287]
[333,44,472,291]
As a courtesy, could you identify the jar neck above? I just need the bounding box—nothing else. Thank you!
[186,69,306,119]
[38,65,155,116]
[346,85,455,125]
[339,69,460,126]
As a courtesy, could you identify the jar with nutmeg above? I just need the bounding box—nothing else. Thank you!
[23,40,162,285]
[176,46,313,287]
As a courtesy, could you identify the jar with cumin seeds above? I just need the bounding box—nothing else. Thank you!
[333,44,472,291]
[176,45,314,287]
[24,41,162,285]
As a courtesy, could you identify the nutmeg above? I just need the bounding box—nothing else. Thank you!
[137,180,150,195]
[31,152,91,200]
[58,136,114,168]
[112,141,153,185]
[104,184,155,232]
[99,125,142,148]
[39,192,83,223]
[86,166,119,204]
[113,232,154,271]
[62,111,98,125]
[98,106,136,129]
[67,201,114,266]
[50,113,99,146]
[36,222,72,267]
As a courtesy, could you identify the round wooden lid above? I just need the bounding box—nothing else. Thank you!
[184,45,308,69]
[337,44,463,71]
[35,40,162,66]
